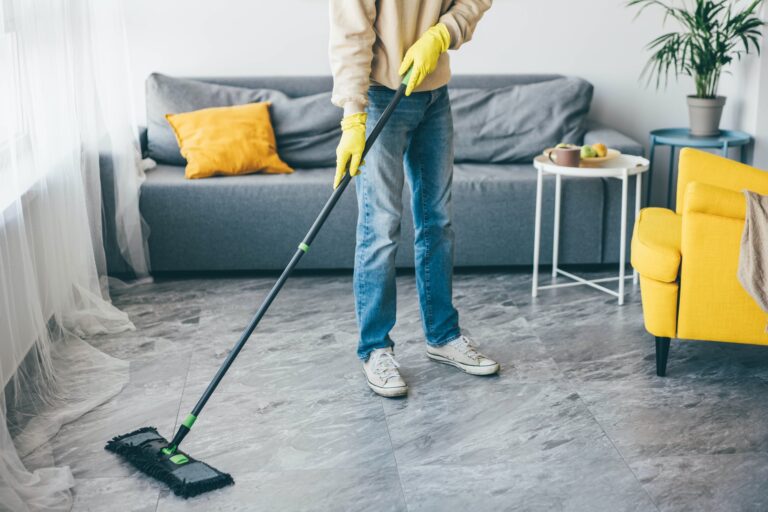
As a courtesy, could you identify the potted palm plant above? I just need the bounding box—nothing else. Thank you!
[629,0,764,136]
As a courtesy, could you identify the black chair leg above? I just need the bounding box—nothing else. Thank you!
[655,337,671,377]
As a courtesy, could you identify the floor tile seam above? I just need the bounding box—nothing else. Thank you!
[379,397,411,512]
[507,305,599,390]
[573,396,662,512]
[153,489,162,512]
[513,300,661,511]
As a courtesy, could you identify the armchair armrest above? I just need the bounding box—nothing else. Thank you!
[583,123,643,157]
[683,182,746,221]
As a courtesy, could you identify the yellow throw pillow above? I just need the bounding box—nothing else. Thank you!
[165,102,293,179]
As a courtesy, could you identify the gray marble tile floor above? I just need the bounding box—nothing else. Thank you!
[32,270,768,511]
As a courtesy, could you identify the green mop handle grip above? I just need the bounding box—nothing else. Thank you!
[401,67,414,87]
[164,68,414,454]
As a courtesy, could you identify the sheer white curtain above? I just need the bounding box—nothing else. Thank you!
[0,1,148,510]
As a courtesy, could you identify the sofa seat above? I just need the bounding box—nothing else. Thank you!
[630,208,682,283]
[137,161,636,272]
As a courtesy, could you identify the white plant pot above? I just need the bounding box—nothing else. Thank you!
[687,96,726,137]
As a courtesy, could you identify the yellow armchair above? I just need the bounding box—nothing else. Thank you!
[631,148,768,376]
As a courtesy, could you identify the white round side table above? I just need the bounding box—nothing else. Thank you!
[531,154,650,305]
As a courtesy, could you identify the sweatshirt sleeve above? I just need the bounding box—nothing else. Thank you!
[329,0,377,112]
[439,0,492,50]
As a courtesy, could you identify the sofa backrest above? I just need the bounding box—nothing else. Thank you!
[147,73,591,168]
[188,74,565,97]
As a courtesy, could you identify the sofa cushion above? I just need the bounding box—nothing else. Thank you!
[450,77,593,164]
[631,208,682,283]
[146,73,341,168]
[166,102,293,179]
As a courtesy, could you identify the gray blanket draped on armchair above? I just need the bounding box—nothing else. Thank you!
[738,190,768,329]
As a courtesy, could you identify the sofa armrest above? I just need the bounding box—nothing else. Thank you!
[683,182,746,221]
[583,124,643,157]
[139,126,148,158]
[98,152,134,276]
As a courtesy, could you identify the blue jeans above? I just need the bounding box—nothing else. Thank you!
[354,85,461,361]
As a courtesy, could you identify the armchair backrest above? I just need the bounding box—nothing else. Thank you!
[676,148,768,215]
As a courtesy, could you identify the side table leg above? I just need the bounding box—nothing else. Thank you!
[619,171,629,306]
[722,142,729,158]
[634,172,642,285]
[552,174,562,278]
[646,136,656,207]
[532,168,544,298]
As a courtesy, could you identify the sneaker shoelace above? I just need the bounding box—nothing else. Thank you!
[372,351,401,382]
[451,336,482,361]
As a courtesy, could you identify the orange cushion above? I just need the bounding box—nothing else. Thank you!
[166,102,293,179]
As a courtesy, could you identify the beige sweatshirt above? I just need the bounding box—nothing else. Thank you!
[329,0,492,114]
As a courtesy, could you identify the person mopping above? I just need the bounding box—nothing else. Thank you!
[330,0,498,397]
[104,1,500,498]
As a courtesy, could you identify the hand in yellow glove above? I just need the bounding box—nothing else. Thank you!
[334,112,367,189]
[398,23,451,96]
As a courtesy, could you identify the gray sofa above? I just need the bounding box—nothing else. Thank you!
[102,74,643,274]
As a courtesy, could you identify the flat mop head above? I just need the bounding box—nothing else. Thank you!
[105,427,233,498]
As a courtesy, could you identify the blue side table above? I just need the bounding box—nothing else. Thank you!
[648,128,752,209]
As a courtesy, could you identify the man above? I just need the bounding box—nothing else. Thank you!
[329,0,497,398]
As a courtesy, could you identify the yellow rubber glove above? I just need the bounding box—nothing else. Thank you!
[334,112,367,189]
[398,23,451,96]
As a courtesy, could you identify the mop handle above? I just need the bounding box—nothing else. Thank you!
[164,69,414,454]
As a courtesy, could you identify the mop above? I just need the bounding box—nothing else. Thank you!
[105,69,413,498]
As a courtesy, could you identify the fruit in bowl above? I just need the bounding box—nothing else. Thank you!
[554,142,608,158]
[592,143,608,158]
[546,142,618,166]
[580,145,598,159]
[577,143,611,160]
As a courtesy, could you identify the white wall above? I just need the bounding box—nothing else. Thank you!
[743,6,768,169]
[122,0,766,196]
[754,51,768,168]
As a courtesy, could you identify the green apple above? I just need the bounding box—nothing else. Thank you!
[581,145,597,158]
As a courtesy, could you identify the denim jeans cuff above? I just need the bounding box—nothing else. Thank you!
[357,339,396,361]
[425,331,462,349]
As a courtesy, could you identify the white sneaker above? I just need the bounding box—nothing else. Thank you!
[426,335,500,376]
[363,348,408,397]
